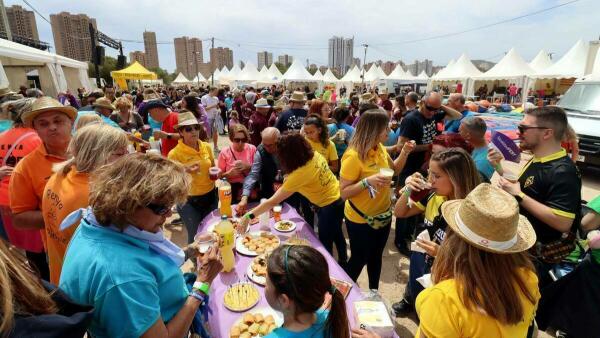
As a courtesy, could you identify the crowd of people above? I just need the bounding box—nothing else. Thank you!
[0,80,598,338]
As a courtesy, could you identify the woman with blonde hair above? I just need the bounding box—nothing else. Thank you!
[59,153,223,338]
[41,124,129,284]
[416,183,539,337]
[111,96,144,131]
[73,113,101,131]
[340,109,415,290]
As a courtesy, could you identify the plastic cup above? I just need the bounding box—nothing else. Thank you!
[209,167,221,181]
[503,172,519,183]
[273,205,282,222]
[379,168,394,179]
[193,233,216,254]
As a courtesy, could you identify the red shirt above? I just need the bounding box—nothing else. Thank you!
[0,128,41,206]
[161,112,179,156]
[248,112,269,146]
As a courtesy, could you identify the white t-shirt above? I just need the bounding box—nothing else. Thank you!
[201,94,220,118]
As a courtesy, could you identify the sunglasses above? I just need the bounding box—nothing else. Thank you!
[182,125,201,133]
[517,124,549,134]
[232,137,246,143]
[425,104,440,112]
[146,203,171,216]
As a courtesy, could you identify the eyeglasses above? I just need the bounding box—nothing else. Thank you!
[232,137,246,143]
[517,124,550,134]
[146,203,171,216]
[182,125,201,133]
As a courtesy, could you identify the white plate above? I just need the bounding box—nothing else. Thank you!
[223,283,261,312]
[231,306,284,337]
[273,220,296,233]
[235,231,281,256]
[246,255,267,286]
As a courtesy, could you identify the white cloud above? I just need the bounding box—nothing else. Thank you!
[7,0,600,72]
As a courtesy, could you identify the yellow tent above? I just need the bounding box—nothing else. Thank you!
[111,61,157,90]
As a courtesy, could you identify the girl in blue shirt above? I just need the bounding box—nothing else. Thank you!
[264,245,349,338]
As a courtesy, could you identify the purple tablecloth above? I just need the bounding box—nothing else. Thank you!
[197,203,365,337]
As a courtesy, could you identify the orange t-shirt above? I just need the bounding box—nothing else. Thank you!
[42,168,89,284]
[9,144,67,248]
[0,128,42,206]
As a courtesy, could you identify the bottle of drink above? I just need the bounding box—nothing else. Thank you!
[219,178,233,217]
[259,198,270,230]
[273,169,283,192]
[134,131,143,152]
[214,215,235,272]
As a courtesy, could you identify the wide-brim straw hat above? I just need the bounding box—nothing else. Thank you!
[174,111,200,129]
[360,93,376,102]
[93,97,116,111]
[22,96,77,127]
[441,183,536,254]
[289,91,306,102]
[255,98,271,108]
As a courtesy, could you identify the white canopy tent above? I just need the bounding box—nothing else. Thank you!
[322,69,339,83]
[281,59,318,89]
[219,64,240,85]
[0,38,91,96]
[220,66,230,78]
[386,65,412,81]
[432,59,456,79]
[237,62,260,85]
[472,48,537,97]
[375,64,427,94]
[312,69,324,81]
[529,50,554,73]
[172,72,192,85]
[268,64,283,80]
[207,68,222,85]
[428,54,482,97]
[254,65,281,87]
[340,65,362,84]
[533,40,589,79]
[416,70,429,81]
[363,64,384,82]
[191,72,207,85]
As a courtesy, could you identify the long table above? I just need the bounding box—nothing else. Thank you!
[197,203,366,337]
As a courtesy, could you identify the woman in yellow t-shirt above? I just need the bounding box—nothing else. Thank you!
[416,184,540,337]
[339,109,415,290]
[168,110,216,243]
[303,114,339,173]
[240,132,347,263]
[392,148,481,317]
[42,123,129,284]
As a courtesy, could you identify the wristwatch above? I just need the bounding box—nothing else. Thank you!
[166,133,172,140]
[192,281,210,295]
[514,192,525,203]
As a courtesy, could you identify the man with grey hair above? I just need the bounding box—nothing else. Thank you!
[444,93,474,133]
[459,116,504,181]
[404,91,419,115]
[236,127,281,214]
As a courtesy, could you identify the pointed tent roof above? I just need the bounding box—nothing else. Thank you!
[363,64,383,81]
[432,59,456,79]
[386,64,410,80]
[258,65,270,77]
[312,70,324,81]
[375,65,387,78]
[533,40,590,79]
[237,62,260,81]
[529,50,553,73]
[433,54,482,80]
[171,72,191,84]
[473,49,536,80]
[340,65,362,83]
[268,63,284,79]
[282,59,317,81]
[255,65,281,85]
[322,69,339,82]
[416,70,429,80]
[191,72,207,83]
[220,66,230,77]
[111,61,157,80]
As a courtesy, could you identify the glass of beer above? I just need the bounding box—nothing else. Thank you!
[209,167,221,181]
[273,205,282,222]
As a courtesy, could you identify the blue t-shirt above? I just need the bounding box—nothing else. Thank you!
[265,309,330,338]
[59,220,189,338]
[472,146,495,180]
[75,111,121,129]
[444,109,474,133]
[225,97,234,111]
[384,128,400,147]
[327,123,355,158]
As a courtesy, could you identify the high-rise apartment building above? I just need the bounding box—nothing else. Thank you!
[0,0,11,40]
[277,54,293,67]
[5,5,38,40]
[143,31,159,69]
[257,51,273,69]
[328,36,354,74]
[351,57,361,69]
[50,12,97,62]
[210,47,233,70]
[174,36,203,79]
[381,61,398,75]
[406,59,433,76]
[129,51,146,66]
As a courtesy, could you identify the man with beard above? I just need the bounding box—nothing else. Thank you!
[499,106,581,288]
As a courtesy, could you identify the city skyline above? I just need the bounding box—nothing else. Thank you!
[3,0,600,74]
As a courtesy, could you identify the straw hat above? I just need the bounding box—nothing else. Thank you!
[22,96,77,127]
[0,87,16,97]
[441,183,536,254]
[273,99,285,110]
[289,91,306,102]
[174,111,200,129]
[255,98,271,108]
[93,97,116,111]
[360,93,376,103]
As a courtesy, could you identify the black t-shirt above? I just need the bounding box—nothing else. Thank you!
[399,109,445,175]
[274,108,308,132]
[519,150,581,244]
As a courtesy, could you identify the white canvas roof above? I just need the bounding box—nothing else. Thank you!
[282,59,317,81]
[432,54,482,80]
[0,38,87,69]
[237,62,260,81]
[255,65,281,86]
[432,59,455,79]
[386,64,412,80]
[340,65,362,83]
[172,72,191,84]
[416,70,429,80]
[322,69,339,82]
[375,65,387,78]
[473,48,536,80]
[312,70,324,81]
[363,64,383,81]
[191,72,207,83]
[533,40,589,79]
[258,65,269,78]
[529,50,553,73]
[268,64,283,79]
[220,66,230,77]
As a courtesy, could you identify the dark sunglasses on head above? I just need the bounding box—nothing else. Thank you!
[517,124,549,134]
[232,137,246,143]
[182,125,201,133]
[147,203,170,216]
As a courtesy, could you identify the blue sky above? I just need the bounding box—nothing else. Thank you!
[6,0,600,72]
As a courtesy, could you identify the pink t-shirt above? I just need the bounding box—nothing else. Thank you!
[509,85,518,96]
[217,143,257,184]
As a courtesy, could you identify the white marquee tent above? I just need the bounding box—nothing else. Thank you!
[219,64,241,85]
[340,65,362,84]
[0,38,91,97]
[432,59,455,79]
[416,70,429,81]
[429,54,482,96]
[472,48,537,93]
[172,72,192,85]
[282,59,318,83]
[529,50,554,73]
[322,69,339,83]
[363,64,384,82]
[254,65,281,87]
[237,62,260,84]
[385,65,411,81]
[533,40,589,79]
[191,72,207,85]
[268,64,283,80]
[312,69,324,81]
